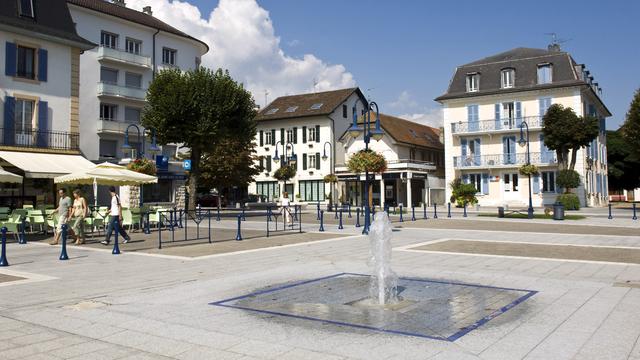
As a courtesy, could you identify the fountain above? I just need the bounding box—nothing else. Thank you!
[368,211,398,305]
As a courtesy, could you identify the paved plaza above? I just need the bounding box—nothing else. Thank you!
[1,214,640,359]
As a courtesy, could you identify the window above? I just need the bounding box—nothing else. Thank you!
[124,107,140,123]
[16,45,35,79]
[14,99,34,132]
[542,171,555,192]
[100,103,117,121]
[285,106,298,113]
[100,31,118,49]
[308,127,316,142]
[162,47,176,65]
[342,104,347,118]
[19,0,34,17]
[265,108,278,115]
[468,173,482,193]
[286,129,294,143]
[264,131,272,145]
[501,69,515,88]
[143,181,173,203]
[299,180,325,201]
[537,64,552,84]
[504,173,518,191]
[309,103,323,110]
[125,38,142,54]
[309,153,317,169]
[125,72,142,88]
[256,181,280,202]
[466,73,479,92]
[100,67,118,84]
[99,139,118,158]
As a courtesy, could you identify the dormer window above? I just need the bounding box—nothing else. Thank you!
[285,106,298,113]
[466,73,479,92]
[19,0,34,18]
[537,63,552,84]
[501,68,515,89]
[265,108,279,115]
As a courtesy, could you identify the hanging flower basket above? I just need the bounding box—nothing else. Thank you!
[127,158,157,176]
[519,164,540,176]
[347,149,387,174]
[273,164,296,181]
[323,174,338,183]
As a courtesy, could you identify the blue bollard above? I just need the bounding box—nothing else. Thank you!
[319,210,325,232]
[235,215,243,240]
[112,218,120,255]
[316,202,321,220]
[348,204,352,218]
[423,203,427,219]
[463,202,468,217]
[338,209,343,230]
[355,208,361,228]
[59,224,69,261]
[411,206,416,221]
[334,207,339,219]
[0,227,8,267]
[633,203,637,221]
[447,202,452,218]
[399,205,404,222]
[144,211,151,234]
[242,206,246,221]
[216,206,221,221]
[608,204,613,220]
[433,203,438,219]
[19,216,26,244]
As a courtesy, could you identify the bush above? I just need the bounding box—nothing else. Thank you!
[519,164,539,176]
[323,174,338,183]
[273,165,296,182]
[556,169,580,191]
[127,158,156,175]
[556,193,580,210]
[347,149,387,174]
[450,178,478,208]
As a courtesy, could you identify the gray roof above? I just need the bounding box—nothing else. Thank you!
[0,0,95,49]
[256,88,366,121]
[434,47,610,116]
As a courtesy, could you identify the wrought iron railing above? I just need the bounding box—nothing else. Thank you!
[451,116,544,134]
[0,128,79,151]
[453,151,557,168]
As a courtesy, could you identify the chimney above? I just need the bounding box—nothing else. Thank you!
[112,0,126,7]
[547,43,561,52]
[142,6,152,15]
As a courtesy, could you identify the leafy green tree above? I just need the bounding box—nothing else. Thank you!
[142,68,256,209]
[542,104,599,171]
[199,138,262,194]
[622,88,640,159]
[556,169,580,192]
[449,178,478,207]
[607,130,640,194]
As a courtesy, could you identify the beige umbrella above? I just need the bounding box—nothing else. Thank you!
[0,166,22,183]
[54,162,157,207]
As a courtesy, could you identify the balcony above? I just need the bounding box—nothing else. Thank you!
[97,46,152,69]
[97,82,146,102]
[453,152,557,169]
[0,128,79,151]
[387,159,436,171]
[97,119,136,134]
[451,116,543,135]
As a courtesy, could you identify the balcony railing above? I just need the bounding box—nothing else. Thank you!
[0,128,79,151]
[97,46,152,68]
[98,82,146,101]
[97,119,139,134]
[453,152,557,168]
[451,116,543,134]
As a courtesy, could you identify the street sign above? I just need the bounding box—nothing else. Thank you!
[183,159,191,170]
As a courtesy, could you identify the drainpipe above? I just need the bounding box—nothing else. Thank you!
[152,29,160,78]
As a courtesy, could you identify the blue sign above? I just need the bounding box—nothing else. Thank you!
[156,155,169,171]
[183,159,191,170]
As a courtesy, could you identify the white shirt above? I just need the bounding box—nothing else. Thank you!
[110,196,120,216]
[281,198,290,207]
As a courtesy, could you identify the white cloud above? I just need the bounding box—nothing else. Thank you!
[386,91,443,128]
[125,0,355,107]
[388,90,418,110]
[287,39,302,47]
[398,109,443,129]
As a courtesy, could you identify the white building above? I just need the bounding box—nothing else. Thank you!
[436,46,611,208]
[0,0,96,207]
[67,0,209,206]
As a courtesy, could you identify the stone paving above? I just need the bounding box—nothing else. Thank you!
[1,215,640,359]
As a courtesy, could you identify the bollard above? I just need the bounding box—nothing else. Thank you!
[447,202,452,218]
[385,204,389,214]
[0,227,8,266]
[235,215,243,240]
[399,205,404,222]
[393,206,397,215]
[411,206,416,221]
[112,218,120,255]
[463,202,468,217]
[355,208,361,228]
[433,203,438,219]
[348,204,352,218]
[316,202,321,220]
[338,209,344,230]
[242,206,246,221]
[144,211,151,234]
[319,210,325,232]
[633,203,638,221]
[19,216,26,244]
[216,206,221,221]
[59,224,69,261]
[334,207,339,219]
[423,203,427,220]
[608,204,613,220]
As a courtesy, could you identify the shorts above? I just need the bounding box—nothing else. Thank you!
[56,215,68,231]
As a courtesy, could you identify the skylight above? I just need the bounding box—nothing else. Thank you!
[285,106,298,113]
[265,108,279,115]
[309,103,323,110]
[409,129,418,138]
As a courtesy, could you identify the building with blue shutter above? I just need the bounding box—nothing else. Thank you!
[436,45,611,208]
[0,0,96,207]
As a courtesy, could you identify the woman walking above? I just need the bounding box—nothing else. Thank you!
[69,189,88,245]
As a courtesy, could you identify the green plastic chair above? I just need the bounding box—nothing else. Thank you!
[22,204,34,210]
[0,220,20,242]
[28,209,46,233]
[46,213,58,234]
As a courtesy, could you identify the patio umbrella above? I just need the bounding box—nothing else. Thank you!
[53,162,157,207]
[0,166,22,183]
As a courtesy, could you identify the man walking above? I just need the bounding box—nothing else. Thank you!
[49,188,72,245]
[101,186,130,245]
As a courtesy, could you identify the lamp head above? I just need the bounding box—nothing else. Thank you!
[289,153,297,165]
[348,124,363,139]
[322,154,328,161]
[518,138,527,147]
[370,128,384,141]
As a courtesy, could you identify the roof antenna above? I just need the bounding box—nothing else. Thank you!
[313,78,319,92]
[264,89,269,107]
[544,32,571,51]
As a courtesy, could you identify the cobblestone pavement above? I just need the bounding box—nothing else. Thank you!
[1,216,640,359]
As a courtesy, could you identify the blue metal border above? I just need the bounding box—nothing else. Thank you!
[209,273,537,341]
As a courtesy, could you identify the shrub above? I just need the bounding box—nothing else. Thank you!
[519,164,539,176]
[347,149,387,174]
[556,169,580,191]
[449,178,478,208]
[556,193,580,210]
[273,165,296,182]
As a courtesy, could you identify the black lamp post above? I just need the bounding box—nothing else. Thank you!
[518,121,534,219]
[322,141,335,207]
[273,141,296,196]
[122,124,159,208]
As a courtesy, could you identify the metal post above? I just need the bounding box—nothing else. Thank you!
[411,206,416,221]
[463,202,467,217]
[299,207,302,233]
[319,210,325,232]
[423,203,427,219]
[19,216,26,244]
[144,211,150,234]
[338,209,343,230]
[633,203,637,221]
[399,205,404,222]
[235,214,242,241]
[112,218,120,255]
[355,208,361,228]
[608,204,613,220]
[59,224,69,261]
[242,206,246,221]
[216,205,220,221]
[433,203,438,219]
[316,202,320,220]
[334,207,339,219]
[266,207,270,238]
[158,214,162,249]
[447,202,451,218]
[178,208,183,228]
[385,204,389,214]
[0,227,8,266]
[208,209,212,244]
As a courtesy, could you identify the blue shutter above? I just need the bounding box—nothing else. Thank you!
[515,102,522,126]
[494,104,501,130]
[3,96,15,145]
[474,138,481,165]
[5,42,16,76]
[468,105,478,131]
[37,48,48,82]
[510,136,516,164]
[461,139,467,157]
[482,173,489,195]
[37,101,48,147]
[533,175,540,194]
[502,137,508,165]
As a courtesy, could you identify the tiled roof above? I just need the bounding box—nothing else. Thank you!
[354,113,443,150]
[67,0,208,52]
[255,88,364,121]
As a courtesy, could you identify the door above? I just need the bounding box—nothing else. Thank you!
[503,172,519,202]
[15,99,34,145]
[502,102,515,129]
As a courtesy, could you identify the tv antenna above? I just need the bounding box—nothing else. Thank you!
[313,78,319,92]
[264,89,269,107]
[545,32,571,47]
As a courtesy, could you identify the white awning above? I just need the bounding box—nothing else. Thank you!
[0,151,95,179]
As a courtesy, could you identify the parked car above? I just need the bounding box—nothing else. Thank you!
[196,194,225,208]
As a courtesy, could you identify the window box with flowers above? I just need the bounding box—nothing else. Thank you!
[127,157,157,176]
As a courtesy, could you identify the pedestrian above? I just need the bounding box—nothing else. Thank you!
[49,188,72,245]
[281,191,291,225]
[101,186,130,245]
[69,189,88,245]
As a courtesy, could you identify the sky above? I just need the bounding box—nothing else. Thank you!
[126,0,639,130]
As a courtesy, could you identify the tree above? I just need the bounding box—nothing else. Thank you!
[622,88,640,159]
[199,138,262,193]
[607,130,640,193]
[142,68,256,209]
[273,165,296,197]
[542,104,599,171]
[556,169,581,192]
[449,178,478,208]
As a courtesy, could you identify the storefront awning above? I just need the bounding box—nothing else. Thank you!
[0,151,95,179]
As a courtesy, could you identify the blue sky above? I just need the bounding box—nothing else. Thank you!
[178,0,638,129]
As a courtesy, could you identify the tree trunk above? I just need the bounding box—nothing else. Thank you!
[569,147,578,170]
[187,149,200,211]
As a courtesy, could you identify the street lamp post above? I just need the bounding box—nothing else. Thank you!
[347,99,384,234]
[273,141,297,196]
[122,124,160,208]
[518,121,534,219]
[322,141,335,208]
